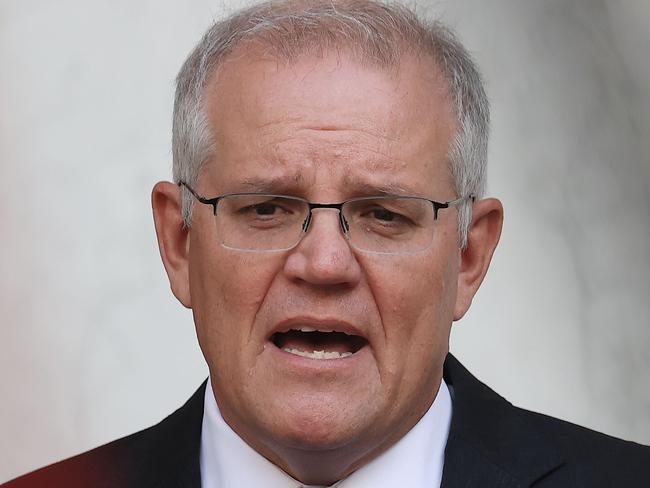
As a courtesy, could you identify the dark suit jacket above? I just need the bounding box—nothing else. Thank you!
[3,354,649,487]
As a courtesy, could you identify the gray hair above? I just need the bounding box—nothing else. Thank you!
[172,0,489,248]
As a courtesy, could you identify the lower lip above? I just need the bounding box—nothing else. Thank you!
[265,340,371,372]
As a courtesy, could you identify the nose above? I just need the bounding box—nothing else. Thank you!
[283,208,362,287]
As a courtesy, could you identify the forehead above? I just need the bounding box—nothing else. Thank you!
[202,46,457,197]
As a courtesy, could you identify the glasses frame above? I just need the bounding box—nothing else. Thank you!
[178,181,474,253]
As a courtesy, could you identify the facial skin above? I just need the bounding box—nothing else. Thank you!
[153,46,502,484]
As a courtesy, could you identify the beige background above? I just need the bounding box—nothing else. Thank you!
[1,0,649,483]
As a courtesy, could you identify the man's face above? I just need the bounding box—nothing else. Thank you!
[186,48,460,474]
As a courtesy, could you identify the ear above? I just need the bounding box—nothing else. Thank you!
[152,181,192,308]
[454,198,503,320]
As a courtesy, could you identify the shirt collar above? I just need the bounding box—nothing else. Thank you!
[200,378,452,488]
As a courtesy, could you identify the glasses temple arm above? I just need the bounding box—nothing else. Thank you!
[432,195,475,219]
[178,181,220,214]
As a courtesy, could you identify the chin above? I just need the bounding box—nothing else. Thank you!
[266,394,377,451]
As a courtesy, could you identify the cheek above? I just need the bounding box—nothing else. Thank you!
[373,258,455,330]
[363,242,459,367]
[188,232,279,364]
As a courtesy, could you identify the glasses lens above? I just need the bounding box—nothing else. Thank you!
[216,195,308,251]
[343,197,434,253]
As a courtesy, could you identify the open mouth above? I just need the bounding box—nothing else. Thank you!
[271,328,368,360]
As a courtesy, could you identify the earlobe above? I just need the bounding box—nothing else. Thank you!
[152,181,192,308]
[453,198,503,321]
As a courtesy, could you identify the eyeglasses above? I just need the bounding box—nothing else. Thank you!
[179,182,473,254]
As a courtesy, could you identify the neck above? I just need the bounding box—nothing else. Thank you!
[255,430,404,485]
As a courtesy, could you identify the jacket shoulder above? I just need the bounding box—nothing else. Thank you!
[2,427,155,488]
[443,354,650,487]
[2,382,206,488]
[519,407,650,485]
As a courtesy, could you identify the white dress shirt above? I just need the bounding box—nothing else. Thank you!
[200,377,452,488]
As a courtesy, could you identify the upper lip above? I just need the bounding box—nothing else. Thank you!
[269,316,367,340]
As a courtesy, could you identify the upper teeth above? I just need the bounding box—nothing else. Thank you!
[296,326,337,333]
[283,348,353,359]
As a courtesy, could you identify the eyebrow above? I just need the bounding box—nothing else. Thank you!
[237,175,306,194]
[341,178,414,197]
[236,175,416,199]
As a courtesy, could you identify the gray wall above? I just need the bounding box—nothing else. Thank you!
[1,0,648,482]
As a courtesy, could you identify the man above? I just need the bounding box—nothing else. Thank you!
[3,0,648,487]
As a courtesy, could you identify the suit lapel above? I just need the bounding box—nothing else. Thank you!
[441,355,565,487]
[441,437,523,488]
[150,381,206,488]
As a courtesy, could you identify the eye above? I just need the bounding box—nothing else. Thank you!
[369,208,401,222]
[358,204,409,225]
[230,197,305,223]
[250,202,281,215]
[349,199,421,232]
[235,198,296,217]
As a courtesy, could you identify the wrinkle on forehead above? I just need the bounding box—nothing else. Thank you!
[204,135,452,199]
[206,47,453,139]
[202,46,456,198]
[217,155,438,200]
